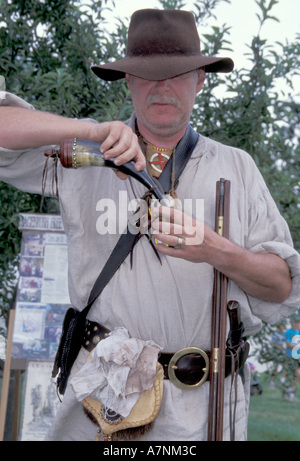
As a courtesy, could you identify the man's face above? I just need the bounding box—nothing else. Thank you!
[125,69,205,143]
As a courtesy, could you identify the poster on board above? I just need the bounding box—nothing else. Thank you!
[19,361,61,441]
[6,214,72,440]
[11,214,71,362]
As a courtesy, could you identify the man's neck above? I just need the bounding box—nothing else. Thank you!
[136,120,187,148]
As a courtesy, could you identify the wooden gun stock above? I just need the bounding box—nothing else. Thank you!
[207,178,231,441]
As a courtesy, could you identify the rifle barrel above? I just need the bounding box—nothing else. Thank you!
[207,178,230,441]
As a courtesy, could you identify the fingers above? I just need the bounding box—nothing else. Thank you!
[100,121,146,172]
[154,233,186,250]
[153,221,185,235]
[151,206,204,254]
[151,206,196,238]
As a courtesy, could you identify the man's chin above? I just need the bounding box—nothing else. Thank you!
[147,108,182,128]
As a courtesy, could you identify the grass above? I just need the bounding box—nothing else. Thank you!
[247,373,300,441]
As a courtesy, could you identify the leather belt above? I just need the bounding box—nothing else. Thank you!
[82,320,238,391]
[83,320,110,350]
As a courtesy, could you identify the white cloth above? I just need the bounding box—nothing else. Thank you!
[1,92,300,441]
[70,327,161,417]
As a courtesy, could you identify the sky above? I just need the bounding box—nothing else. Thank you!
[102,0,299,78]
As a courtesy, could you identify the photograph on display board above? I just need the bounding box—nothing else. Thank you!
[19,361,61,441]
[12,302,68,360]
[11,227,70,361]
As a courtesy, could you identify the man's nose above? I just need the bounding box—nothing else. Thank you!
[155,79,171,89]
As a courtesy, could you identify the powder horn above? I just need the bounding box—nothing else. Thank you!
[45,138,164,201]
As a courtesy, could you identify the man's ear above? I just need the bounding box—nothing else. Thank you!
[196,68,206,93]
[125,73,130,88]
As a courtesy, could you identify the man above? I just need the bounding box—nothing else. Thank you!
[0,9,300,441]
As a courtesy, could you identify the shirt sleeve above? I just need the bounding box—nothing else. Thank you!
[245,187,300,324]
[0,91,58,195]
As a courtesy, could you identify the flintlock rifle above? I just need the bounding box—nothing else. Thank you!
[207,178,231,441]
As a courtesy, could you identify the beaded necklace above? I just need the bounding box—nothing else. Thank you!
[135,120,177,197]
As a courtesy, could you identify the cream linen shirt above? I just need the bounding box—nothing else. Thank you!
[1,92,300,441]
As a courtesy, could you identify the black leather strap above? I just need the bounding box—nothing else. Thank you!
[158,124,199,194]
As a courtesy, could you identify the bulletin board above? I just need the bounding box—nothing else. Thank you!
[0,213,71,441]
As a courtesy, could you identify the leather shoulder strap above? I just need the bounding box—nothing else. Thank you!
[158,124,199,193]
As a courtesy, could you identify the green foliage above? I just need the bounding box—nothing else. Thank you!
[0,0,131,119]
[159,0,187,9]
[251,316,300,395]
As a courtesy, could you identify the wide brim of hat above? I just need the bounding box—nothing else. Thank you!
[91,54,234,81]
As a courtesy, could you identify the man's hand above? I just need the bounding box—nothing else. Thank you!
[0,108,146,179]
[151,206,292,303]
[151,206,205,262]
[90,121,145,179]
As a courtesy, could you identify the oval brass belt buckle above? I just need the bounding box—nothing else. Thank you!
[168,347,210,390]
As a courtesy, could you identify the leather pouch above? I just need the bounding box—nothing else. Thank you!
[82,362,164,441]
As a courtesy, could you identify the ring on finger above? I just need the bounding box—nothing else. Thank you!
[174,236,184,249]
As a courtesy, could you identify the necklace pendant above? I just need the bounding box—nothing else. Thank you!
[146,144,173,177]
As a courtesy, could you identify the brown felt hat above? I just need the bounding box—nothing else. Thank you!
[91,9,234,81]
